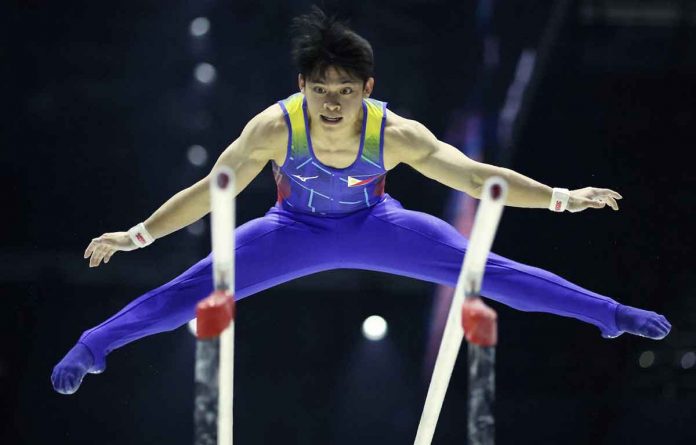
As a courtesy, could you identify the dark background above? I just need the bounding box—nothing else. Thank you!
[3,0,695,444]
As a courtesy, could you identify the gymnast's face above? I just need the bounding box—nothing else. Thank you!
[299,66,374,134]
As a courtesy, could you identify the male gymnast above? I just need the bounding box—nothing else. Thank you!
[52,7,671,394]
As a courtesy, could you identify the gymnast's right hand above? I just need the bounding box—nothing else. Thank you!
[84,231,137,267]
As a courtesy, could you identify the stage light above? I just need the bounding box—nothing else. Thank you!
[362,315,388,341]
[187,144,208,166]
[190,17,210,37]
[638,350,655,368]
[681,352,695,369]
[195,63,216,84]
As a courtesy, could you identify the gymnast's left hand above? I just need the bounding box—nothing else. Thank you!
[84,231,137,267]
[567,187,622,212]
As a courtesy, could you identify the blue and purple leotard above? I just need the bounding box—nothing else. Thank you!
[76,93,621,371]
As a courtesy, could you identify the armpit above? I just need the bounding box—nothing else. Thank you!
[383,115,436,169]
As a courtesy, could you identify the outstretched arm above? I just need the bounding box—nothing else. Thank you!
[84,105,286,267]
[386,113,621,212]
[142,106,285,240]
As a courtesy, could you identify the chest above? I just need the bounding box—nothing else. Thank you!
[311,142,359,169]
[308,135,398,170]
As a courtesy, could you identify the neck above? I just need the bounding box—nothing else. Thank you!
[309,105,364,144]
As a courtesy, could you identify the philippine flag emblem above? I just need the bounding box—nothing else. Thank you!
[347,175,378,187]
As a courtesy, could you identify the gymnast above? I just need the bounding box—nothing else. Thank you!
[52,6,671,395]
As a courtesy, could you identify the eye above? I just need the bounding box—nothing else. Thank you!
[340,87,353,95]
[312,86,326,94]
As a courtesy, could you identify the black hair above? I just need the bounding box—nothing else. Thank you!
[290,6,374,84]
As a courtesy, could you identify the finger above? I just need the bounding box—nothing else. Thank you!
[598,188,622,200]
[103,249,116,264]
[606,196,619,211]
[90,245,108,267]
[89,248,100,267]
[84,239,100,258]
[88,246,97,266]
[570,198,602,212]
[95,246,111,267]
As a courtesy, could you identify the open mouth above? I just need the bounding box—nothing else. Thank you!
[320,115,343,124]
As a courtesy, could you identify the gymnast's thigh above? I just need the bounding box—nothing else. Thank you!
[232,206,338,300]
[334,197,547,293]
[163,206,338,302]
[334,196,467,285]
[335,196,608,317]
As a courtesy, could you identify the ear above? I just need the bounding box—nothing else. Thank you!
[298,74,305,92]
[364,77,375,97]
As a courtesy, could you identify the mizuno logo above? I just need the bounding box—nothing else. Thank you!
[347,175,378,187]
[292,174,318,182]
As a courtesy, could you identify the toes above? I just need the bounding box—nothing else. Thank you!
[656,315,671,328]
[50,369,60,390]
[52,367,83,394]
[649,315,671,337]
[60,374,73,394]
[60,372,74,394]
[655,313,670,322]
[618,306,672,340]
[654,317,671,332]
[649,319,664,333]
[56,374,69,394]
[646,320,670,340]
[61,372,81,395]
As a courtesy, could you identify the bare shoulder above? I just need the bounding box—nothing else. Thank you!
[383,109,436,170]
[243,103,288,163]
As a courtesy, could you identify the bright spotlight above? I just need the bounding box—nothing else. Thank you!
[638,350,655,368]
[195,63,216,84]
[681,352,696,369]
[362,315,388,341]
[187,144,208,166]
[190,17,210,37]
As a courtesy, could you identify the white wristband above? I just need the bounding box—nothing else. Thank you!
[128,222,155,248]
[549,188,570,212]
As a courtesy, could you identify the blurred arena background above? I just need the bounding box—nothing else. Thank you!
[2,0,695,443]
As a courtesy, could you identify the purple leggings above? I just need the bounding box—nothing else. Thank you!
[80,194,619,368]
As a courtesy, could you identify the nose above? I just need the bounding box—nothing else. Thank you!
[323,101,341,112]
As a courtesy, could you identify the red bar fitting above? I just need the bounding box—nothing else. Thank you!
[461,297,498,347]
[196,290,235,339]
